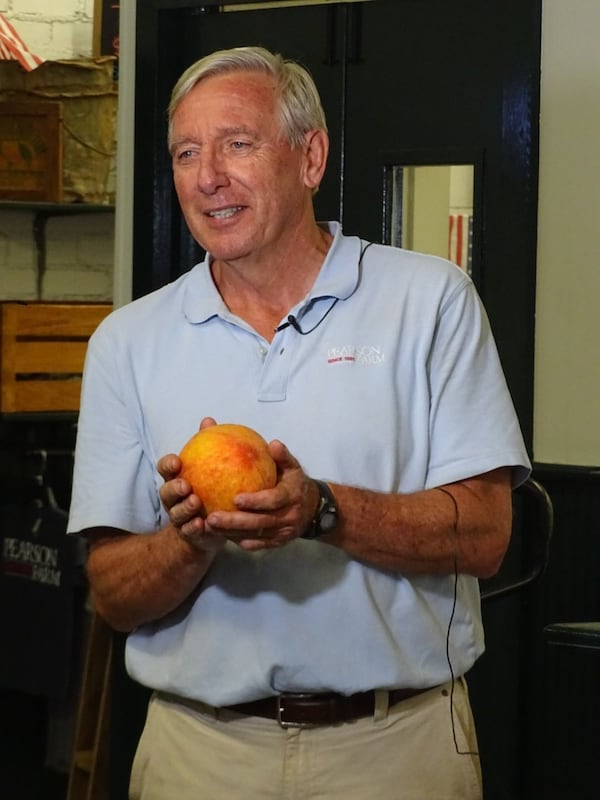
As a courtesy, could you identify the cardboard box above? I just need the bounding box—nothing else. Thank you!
[0,100,63,201]
[0,58,117,205]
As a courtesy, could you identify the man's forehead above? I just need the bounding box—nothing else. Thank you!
[172,73,282,135]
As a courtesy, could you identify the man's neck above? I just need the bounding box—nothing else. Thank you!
[210,224,333,338]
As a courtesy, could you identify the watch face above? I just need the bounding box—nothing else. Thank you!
[305,481,338,539]
[320,509,338,533]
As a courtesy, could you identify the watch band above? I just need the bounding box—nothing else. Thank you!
[304,479,338,540]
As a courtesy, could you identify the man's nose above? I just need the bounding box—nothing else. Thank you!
[196,149,229,194]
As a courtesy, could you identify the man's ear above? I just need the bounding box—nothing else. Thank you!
[302,129,329,191]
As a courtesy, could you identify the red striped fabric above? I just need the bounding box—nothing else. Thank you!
[0,14,43,71]
[448,213,473,273]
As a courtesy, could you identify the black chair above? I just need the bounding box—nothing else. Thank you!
[480,476,554,603]
[543,621,600,651]
[541,595,599,798]
[468,478,553,799]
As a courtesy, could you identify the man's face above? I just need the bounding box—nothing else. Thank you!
[170,70,325,265]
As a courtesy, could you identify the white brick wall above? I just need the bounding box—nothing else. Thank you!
[0,1,114,302]
[4,0,95,60]
[0,210,114,300]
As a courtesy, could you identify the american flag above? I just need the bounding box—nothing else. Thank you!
[0,14,43,71]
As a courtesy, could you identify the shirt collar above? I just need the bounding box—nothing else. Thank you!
[181,221,364,325]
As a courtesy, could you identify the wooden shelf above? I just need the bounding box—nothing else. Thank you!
[0,200,114,214]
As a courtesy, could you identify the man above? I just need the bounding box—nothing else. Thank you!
[68,46,530,799]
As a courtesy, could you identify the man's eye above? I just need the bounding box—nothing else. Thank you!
[231,140,250,151]
[176,149,195,161]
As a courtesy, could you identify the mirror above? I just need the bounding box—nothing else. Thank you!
[387,164,474,275]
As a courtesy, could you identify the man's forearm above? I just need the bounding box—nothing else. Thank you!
[84,468,512,630]
[86,525,219,632]
[322,468,512,578]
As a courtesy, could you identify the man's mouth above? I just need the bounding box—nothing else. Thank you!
[207,206,244,220]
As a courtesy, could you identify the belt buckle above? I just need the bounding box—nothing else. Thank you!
[276,693,316,729]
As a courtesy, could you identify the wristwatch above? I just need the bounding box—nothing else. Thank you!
[304,480,339,539]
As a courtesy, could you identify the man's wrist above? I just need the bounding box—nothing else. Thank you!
[304,479,339,540]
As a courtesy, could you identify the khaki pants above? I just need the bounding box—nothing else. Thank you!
[129,679,482,800]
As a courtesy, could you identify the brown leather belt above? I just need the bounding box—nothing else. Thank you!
[224,687,430,728]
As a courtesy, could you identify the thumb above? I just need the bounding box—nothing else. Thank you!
[268,439,300,473]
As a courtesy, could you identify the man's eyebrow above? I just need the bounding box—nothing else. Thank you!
[217,125,258,138]
[169,125,258,150]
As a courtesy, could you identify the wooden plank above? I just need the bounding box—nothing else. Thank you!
[11,303,110,337]
[10,379,83,413]
[0,302,111,413]
[11,339,90,374]
[0,304,18,410]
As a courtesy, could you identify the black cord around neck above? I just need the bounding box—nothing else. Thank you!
[274,240,374,335]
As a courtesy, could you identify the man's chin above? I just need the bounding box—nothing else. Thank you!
[194,230,247,260]
[205,243,254,266]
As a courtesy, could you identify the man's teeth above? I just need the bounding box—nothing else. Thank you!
[208,207,242,219]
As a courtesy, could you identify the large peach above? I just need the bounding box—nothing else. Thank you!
[178,423,277,516]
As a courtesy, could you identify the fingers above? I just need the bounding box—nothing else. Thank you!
[157,440,221,551]
[199,416,217,431]
[177,515,227,555]
[221,524,289,552]
[268,438,300,472]
[158,455,204,533]
[157,453,182,481]
[205,504,298,551]
[160,469,192,508]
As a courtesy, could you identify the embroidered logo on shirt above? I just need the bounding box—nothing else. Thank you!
[327,345,385,365]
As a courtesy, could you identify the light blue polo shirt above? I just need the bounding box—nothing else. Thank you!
[68,222,530,705]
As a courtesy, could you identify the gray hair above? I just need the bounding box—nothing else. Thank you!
[168,45,328,149]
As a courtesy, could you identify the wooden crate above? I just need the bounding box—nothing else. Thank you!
[0,302,111,413]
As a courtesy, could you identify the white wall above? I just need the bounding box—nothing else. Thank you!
[534,0,600,466]
[1,0,95,60]
[0,0,114,302]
